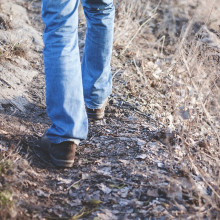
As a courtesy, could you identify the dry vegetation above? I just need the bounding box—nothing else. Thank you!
[0,0,220,219]
[113,0,220,218]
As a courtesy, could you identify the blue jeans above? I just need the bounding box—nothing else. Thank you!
[42,0,115,144]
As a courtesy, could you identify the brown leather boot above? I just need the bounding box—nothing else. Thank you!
[86,99,108,120]
[49,142,76,168]
[39,136,76,168]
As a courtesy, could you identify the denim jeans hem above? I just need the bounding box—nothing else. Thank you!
[85,97,108,109]
[47,136,80,145]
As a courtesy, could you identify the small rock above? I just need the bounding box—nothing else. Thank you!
[136,154,147,160]
[67,199,82,207]
[137,139,146,146]
[167,183,182,202]
[96,167,111,176]
[154,205,165,213]
[57,177,72,185]
[157,162,165,169]
[119,199,130,206]
[120,187,129,198]
[82,173,90,180]
[147,189,159,197]
[97,209,117,220]
[119,159,129,166]
[98,183,112,194]
[179,106,190,120]
[35,189,50,198]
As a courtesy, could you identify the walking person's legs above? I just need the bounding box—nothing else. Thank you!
[40,0,115,167]
[42,0,88,144]
[41,0,87,167]
[82,0,115,114]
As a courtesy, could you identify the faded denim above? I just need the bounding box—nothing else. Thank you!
[41,0,115,143]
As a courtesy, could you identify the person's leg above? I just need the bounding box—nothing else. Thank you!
[42,0,88,144]
[82,0,115,109]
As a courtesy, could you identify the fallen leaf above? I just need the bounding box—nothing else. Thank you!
[82,173,90,180]
[136,154,147,159]
[97,209,117,220]
[120,187,129,198]
[98,183,112,194]
[118,159,129,166]
[119,199,130,206]
[35,189,50,198]
[86,199,102,206]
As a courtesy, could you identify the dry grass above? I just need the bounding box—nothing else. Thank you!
[0,151,18,219]
[0,40,27,60]
[0,7,27,60]
[113,0,220,218]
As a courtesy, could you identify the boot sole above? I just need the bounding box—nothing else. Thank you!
[50,154,75,168]
[87,112,104,120]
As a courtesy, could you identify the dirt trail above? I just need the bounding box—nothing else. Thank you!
[0,0,219,219]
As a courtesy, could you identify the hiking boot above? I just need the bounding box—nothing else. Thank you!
[49,142,76,168]
[39,136,76,168]
[86,99,108,120]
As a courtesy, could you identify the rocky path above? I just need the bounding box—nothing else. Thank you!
[0,0,219,219]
